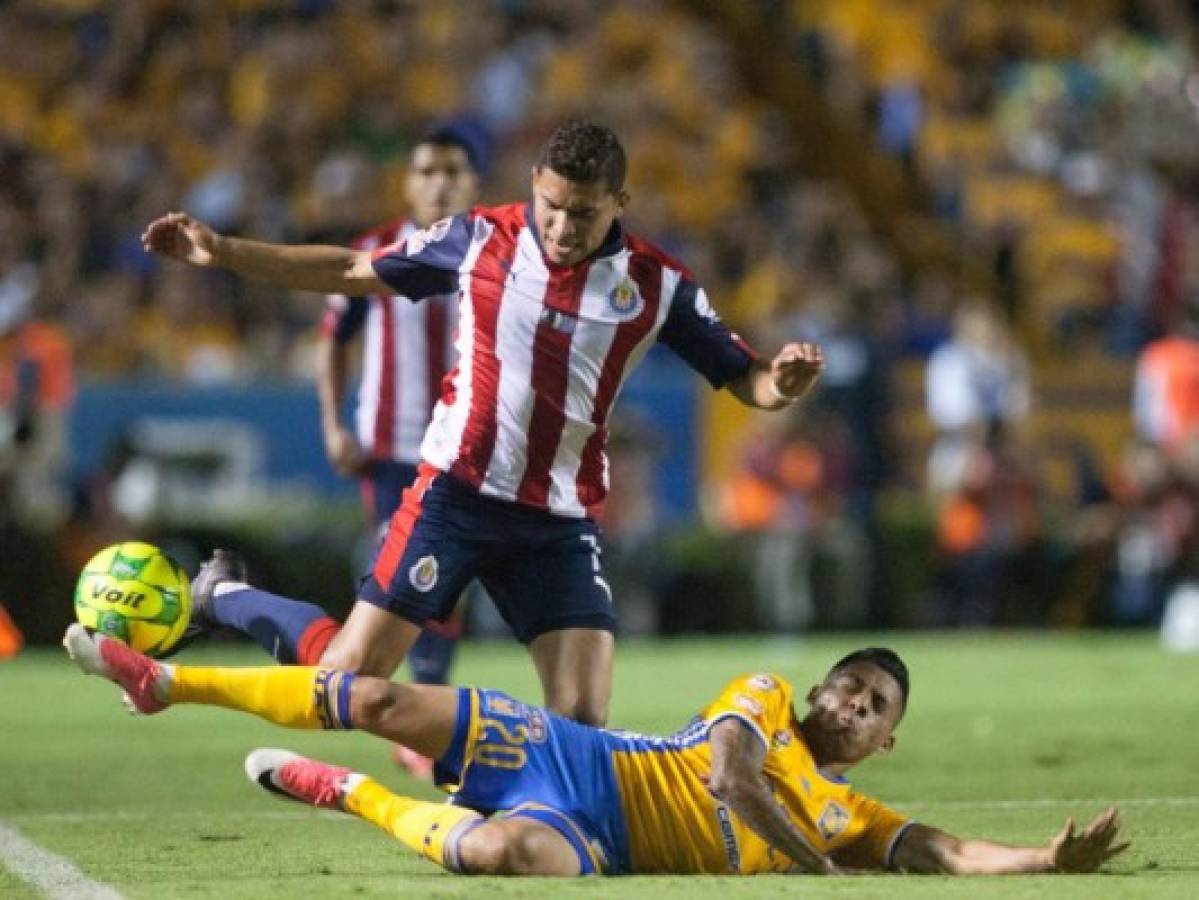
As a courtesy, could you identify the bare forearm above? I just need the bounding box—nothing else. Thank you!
[895,826,1054,875]
[722,778,830,873]
[213,236,370,295]
[945,840,1053,875]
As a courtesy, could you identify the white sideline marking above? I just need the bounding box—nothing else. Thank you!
[0,821,122,899]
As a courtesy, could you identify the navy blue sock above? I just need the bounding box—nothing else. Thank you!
[211,587,339,664]
[408,628,458,684]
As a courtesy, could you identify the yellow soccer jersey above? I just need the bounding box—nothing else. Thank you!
[609,672,912,874]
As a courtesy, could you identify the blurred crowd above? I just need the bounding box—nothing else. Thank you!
[1,0,1196,635]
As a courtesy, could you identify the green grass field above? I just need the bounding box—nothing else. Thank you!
[2,633,1197,898]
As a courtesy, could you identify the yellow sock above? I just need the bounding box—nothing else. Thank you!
[344,777,483,872]
[167,666,355,730]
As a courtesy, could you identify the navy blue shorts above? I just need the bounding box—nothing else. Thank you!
[358,464,617,644]
[359,460,419,527]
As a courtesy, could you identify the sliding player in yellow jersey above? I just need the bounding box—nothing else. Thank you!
[63,625,1127,877]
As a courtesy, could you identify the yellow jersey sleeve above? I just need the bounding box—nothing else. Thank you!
[829,794,913,870]
[700,673,794,748]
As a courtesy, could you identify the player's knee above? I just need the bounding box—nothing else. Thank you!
[459,824,575,876]
[456,824,508,875]
[501,828,564,875]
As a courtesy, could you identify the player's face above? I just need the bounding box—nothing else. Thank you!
[803,662,903,766]
[406,144,478,228]
[530,166,627,267]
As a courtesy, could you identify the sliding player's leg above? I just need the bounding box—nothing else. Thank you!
[62,622,455,749]
[245,749,584,875]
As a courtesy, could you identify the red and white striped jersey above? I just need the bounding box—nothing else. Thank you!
[372,202,755,518]
[323,219,458,464]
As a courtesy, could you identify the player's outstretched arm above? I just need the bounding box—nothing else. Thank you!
[142,211,389,296]
[726,342,825,410]
[890,807,1129,875]
[706,718,839,875]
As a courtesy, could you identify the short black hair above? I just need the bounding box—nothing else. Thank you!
[828,647,910,713]
[414,125,481,173]
[537,120,627,193]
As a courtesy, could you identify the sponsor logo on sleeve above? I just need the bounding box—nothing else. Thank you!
[715,803,742,872]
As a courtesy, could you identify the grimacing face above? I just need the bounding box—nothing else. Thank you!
[405,144,478,228]
[803,661,904,767]
[530,166,627,267]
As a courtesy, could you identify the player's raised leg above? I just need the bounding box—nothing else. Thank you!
[244,750,583,875]
[187,550,343,665]
[316,600,421,676]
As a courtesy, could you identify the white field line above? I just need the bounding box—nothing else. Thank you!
[899,796,1199,812]
[0,821,123,899]
[7,795,1199,826]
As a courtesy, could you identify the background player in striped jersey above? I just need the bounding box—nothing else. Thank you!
[67,627,1130,878]
[142,121,826,729]
[318,126,481,777]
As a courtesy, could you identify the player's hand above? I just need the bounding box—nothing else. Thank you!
[770,342,825,402]
[142,212,220,266]
[1047,807,1129,872]
[324,424,368,477]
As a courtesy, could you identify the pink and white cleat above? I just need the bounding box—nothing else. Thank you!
[62,623,170,714]
[244,749,360,810]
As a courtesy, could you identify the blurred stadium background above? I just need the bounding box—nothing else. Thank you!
[1,0,1198,653]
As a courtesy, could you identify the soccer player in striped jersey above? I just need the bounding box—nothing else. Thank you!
[142,121,826,729]
[318,127,480,776]
[66,627,1130,878]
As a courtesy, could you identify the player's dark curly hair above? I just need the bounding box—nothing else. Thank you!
[828,647,910,713]
[537,120,627,193]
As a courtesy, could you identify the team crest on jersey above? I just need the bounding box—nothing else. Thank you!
[773,729,792,748]
[750,674,776,691]
[734,693,765,716]
[405,216,453,255]
[408,555,439,592]
[817,801,851,840]
[607,277,644,319]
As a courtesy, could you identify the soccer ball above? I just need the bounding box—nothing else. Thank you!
[74,542,192,657]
